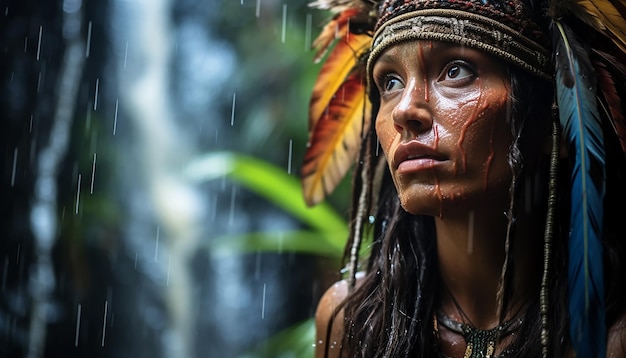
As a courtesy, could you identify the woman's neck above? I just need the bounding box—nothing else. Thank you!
[433,207,541,330]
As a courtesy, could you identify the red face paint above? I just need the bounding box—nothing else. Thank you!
[372,40,513,217]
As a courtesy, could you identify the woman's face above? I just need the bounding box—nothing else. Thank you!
[372,40,513,217]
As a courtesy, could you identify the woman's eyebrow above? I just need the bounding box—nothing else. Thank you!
[374,52,397,67]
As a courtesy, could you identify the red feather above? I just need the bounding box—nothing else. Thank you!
[312,8,362,63]
[302,69,371,206]
[592,49,626,153]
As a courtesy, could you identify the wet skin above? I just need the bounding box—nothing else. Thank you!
[372,41,513,218]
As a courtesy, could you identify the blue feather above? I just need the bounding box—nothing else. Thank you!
[551,20,607,358]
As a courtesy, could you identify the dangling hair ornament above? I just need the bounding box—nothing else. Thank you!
[548,0,626,356]
[302,0,379,291]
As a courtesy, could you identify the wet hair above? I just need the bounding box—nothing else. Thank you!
[323,59,626,357]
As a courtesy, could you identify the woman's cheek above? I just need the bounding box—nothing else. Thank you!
[375,118,396,155]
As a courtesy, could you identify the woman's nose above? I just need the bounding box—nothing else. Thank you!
[391,79,432,137]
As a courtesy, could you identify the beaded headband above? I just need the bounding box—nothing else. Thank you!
[367,8,552,82]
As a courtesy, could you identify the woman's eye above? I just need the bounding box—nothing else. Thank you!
[442,61,475,82]
[379,74,403,93]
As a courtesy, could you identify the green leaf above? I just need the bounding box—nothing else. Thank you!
[207,230,344,258]
[239,318,315,358]
[184,151,348,236]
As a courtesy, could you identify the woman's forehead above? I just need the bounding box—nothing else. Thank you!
[373,41,488,66]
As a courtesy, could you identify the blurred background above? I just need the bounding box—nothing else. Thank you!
[0,0,352,357]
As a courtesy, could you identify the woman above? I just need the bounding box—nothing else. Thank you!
[301,0,626,357]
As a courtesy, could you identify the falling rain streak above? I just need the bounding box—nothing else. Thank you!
[166,254,171,286]
[261,283,266,319]
[255,252,261,281]
[75,174,81,214]
[36,71,42,93]
[287,139,293,174]
[74,304,82,347]
[101,301,108,347]
[123,41,129,68]
[85,21,92,58]
[281,4,287,43]
[231,93,236,126]
[94,78,99,110]
[36,26,42,60]
[256,0,261,18]
[113,99,119,135]
[90,153,96,194]
[229,186,237,227]
[154,226,160,262]
[11,148,17,187]
[305,14,312,51]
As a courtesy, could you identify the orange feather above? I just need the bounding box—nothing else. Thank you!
[302,69,371,206]
[309,32,370,130]
[312,8,362,63]
[566,0,626,53]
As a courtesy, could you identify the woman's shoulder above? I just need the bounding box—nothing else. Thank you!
[315,274,365,358]
[315,280,348,358]
[607,311,626,357]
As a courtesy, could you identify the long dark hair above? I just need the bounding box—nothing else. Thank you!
[325,61,626,357]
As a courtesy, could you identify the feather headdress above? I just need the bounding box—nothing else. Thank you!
[301,0,377,207]
[302,0,626,356]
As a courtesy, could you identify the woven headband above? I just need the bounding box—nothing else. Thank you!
[367,9,552,83]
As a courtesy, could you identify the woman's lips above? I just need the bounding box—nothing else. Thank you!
[393,141,445,173]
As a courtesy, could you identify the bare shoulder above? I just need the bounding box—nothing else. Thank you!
[315,279,349,358]
[607,312,626,357]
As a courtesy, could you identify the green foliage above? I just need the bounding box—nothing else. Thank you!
[184,2,346,355]
[185,151,347,250]
[185,151,343,356]
[238,318,315,358]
